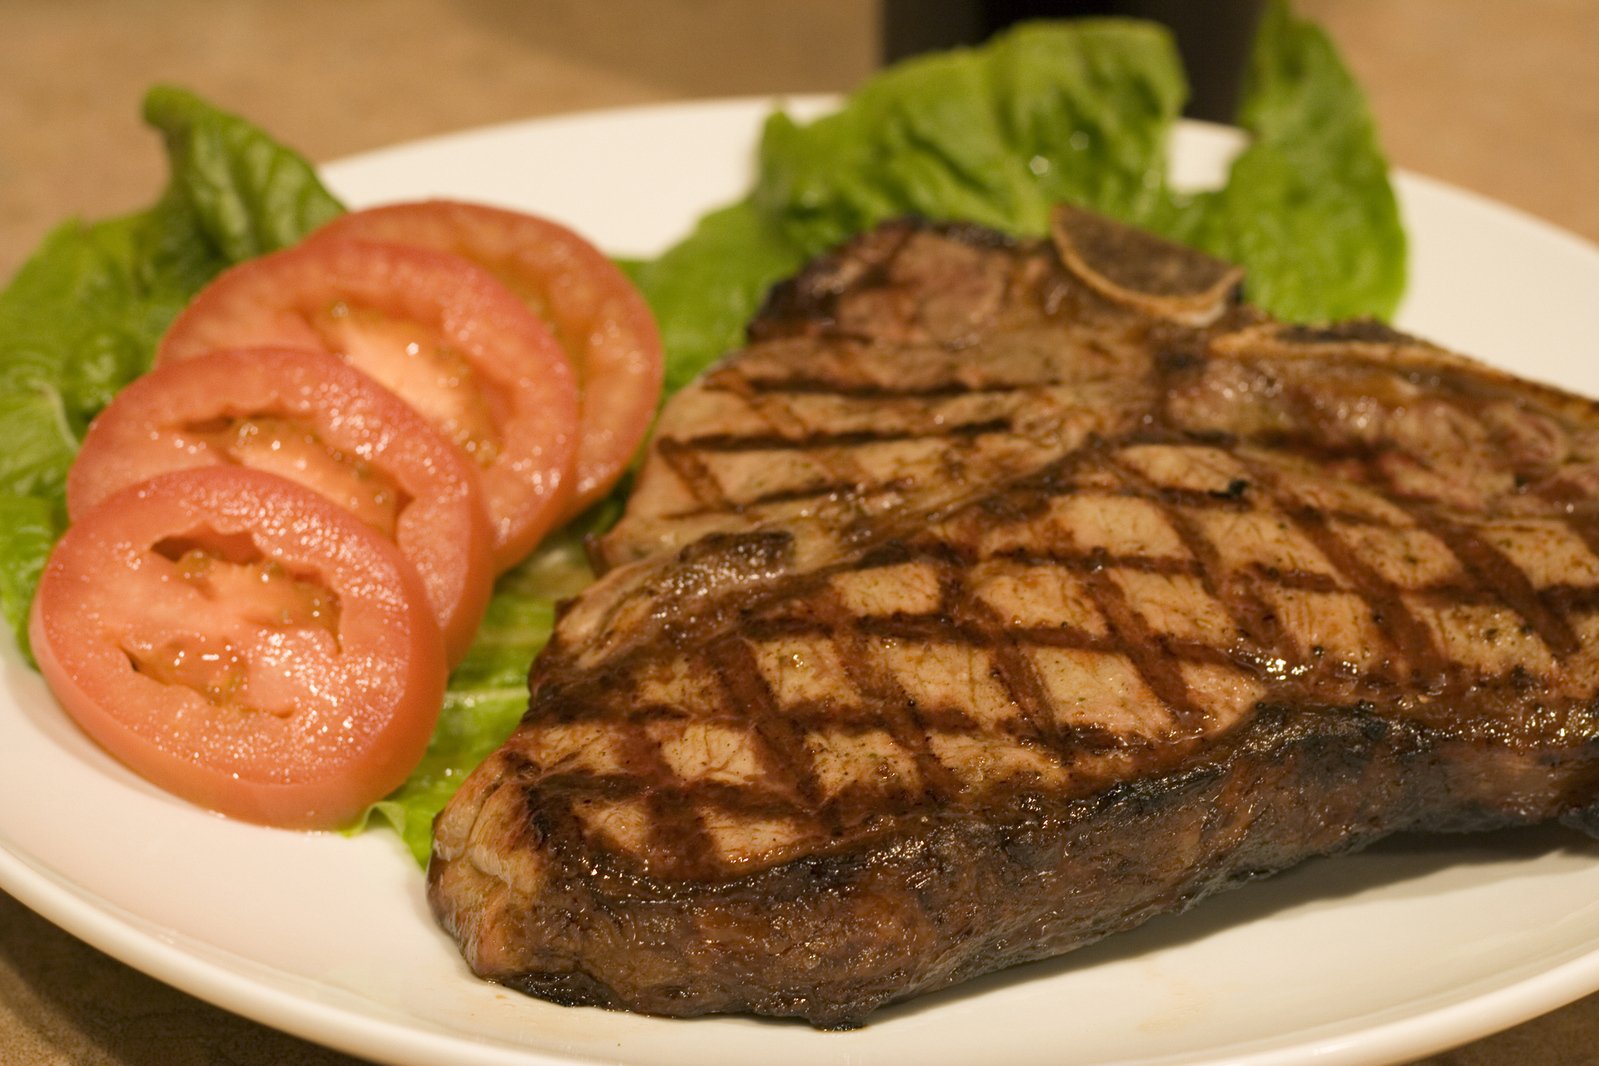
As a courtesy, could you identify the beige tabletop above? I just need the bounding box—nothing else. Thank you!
[3,1,1598,1063]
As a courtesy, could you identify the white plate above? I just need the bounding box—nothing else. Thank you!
[5,96,1599,1066]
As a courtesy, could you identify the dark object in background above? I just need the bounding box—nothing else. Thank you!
[882,0,1267,123]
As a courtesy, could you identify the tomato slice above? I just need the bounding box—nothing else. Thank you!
[309,200,664,521]
[67,347,494,665]
[29,466,446,829]
[157,238,579,570]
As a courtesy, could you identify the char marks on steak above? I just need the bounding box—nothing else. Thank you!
[429,206,1599,1028]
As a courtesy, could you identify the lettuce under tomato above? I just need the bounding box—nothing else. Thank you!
[359,518,603,864]
[1,0,1406,864]
[0,86,569,864]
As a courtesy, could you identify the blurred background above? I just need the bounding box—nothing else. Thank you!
[1,1,1597,1063]
[3,0,1596,281]
[883,0,1269,121]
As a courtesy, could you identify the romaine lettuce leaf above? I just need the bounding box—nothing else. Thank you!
[1165,1,1406,321]
[630,1,1407,393]
[623,200,801,397]
[363,525,595,863]
[0,495,57,647]
[755,19,1184,254]
[0,85,343,655]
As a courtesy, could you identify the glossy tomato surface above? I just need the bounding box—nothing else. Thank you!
[157,238,579,570]
[67,347,493,665]
[310,200,664,520]
[30,466,447,829]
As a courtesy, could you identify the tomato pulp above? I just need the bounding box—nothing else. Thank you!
[310,201,664,521]
[68,346,494,665]
[30,466,448,829]
[158,238,579,570]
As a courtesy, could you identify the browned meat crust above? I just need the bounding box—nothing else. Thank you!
[428,206,1599,1028]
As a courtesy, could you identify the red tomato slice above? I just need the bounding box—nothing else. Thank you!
[310,200,664,521]
[157,238,579,570]
[29,466,446,829]
[67,347,494,665]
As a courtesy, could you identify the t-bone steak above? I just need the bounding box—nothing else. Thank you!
[428,206,1599,1027]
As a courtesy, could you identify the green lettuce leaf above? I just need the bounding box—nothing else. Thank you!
[142,85,347,265]
[630,2,1406,393]
[0,495,57,649]
[755,19,1184,253]
[622,201,803,396]
[362,524,596,864]
[0,85,344,654]
[1165,1,1406,321]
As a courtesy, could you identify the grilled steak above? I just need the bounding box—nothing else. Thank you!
[429,206,1599,1028]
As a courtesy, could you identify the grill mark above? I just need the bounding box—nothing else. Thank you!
[755,611,1150,664]
[1544,583,1599,615]
[943,556,1067,752]
[681,418,1015,453]
[808,586,963,803]
[756,611,1203,659]
[537,769,649,800]
[1255,567,1344,594]
[657,484,909,525]
[994,470,1412,529]
[983,545,1353,596]
[717,479,897,511]
[738,607,1407,687]
[712,363,827,455]
[703,634,830,818]
[655,437,732,512]
[854,615,1017,645]
[491,757,629,891]
[1069,561,1210,729]
[1410,581,1582,609]
[784,702,974,737]
[1019,471,1213,730]
[1421,519,1579,658]
[1235,454,1438,682]
[1105,451,1287,670]
[1561,512,1599,589]
[607,674,722,879]
[741,377,1042,400]
[983,548,1201,575]
[541,695,971,740]
[552,769,814,826]
[479,754,571,857]
[684,781,814,820]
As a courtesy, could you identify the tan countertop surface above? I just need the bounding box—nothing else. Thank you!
[2,1,1597,1063]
